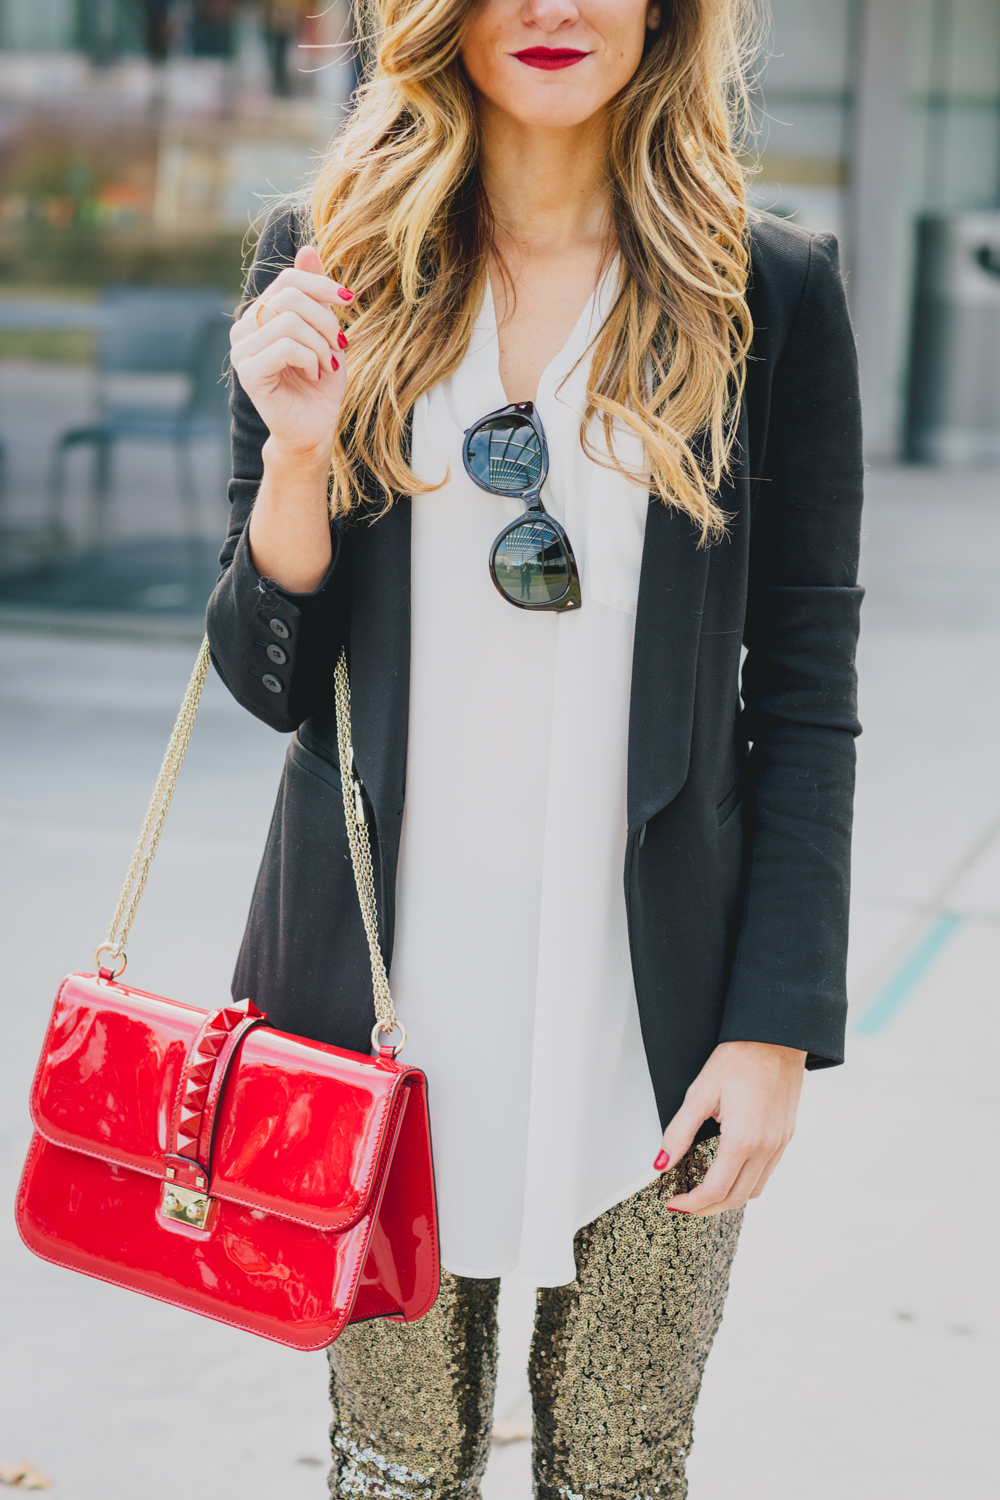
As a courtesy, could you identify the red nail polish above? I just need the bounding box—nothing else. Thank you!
[654,1151,670,1170]
[666,1205,690,1213]
[337,287,354,302]
[331,355,339,372]
[337,330,348,350]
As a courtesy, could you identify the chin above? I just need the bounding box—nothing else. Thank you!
[495,81,606,130]
[511,105,602,128]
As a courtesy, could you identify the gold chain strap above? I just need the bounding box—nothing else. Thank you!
[93,635,403,1056]
[95,636,211,977]
[333,648,404,1054]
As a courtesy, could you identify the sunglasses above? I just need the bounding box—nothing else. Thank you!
[462,402,581,612]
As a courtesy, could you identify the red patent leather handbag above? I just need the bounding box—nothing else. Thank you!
[16,645,439,1350]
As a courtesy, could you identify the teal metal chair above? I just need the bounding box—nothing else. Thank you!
[48,288,232,558]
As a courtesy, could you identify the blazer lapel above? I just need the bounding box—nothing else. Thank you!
[627,502,711,832]
[346,494,411,957]
[627,402,750,831]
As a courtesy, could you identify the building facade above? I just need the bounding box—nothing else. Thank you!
[759,0,1000,457]
[1,0,999,458]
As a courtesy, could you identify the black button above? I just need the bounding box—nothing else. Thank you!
[269,618,290,640]
[262,674,283,694]
[266,644,287,665]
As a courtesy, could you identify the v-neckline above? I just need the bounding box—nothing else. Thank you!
[484,260,617,409]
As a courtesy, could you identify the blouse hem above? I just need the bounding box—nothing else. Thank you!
[439,1164,662,1289]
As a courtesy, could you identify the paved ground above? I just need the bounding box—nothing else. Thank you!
[1,456,997,1499]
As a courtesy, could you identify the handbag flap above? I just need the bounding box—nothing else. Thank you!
[31,973,409,1232]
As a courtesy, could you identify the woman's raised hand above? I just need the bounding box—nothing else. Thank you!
[230,244,351,468]
[238,245,351,593]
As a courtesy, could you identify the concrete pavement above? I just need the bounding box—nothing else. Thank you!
[1,464,997,1499]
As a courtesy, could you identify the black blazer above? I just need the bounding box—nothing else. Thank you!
[207,207,863,1137]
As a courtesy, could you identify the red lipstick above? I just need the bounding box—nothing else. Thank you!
[512,47,589,71]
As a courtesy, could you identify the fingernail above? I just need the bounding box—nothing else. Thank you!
[331,355,339,372]
[337,287,354,302]
[337,330,348,350]
[666,1204,690,1213]
[654,1151,670,1171]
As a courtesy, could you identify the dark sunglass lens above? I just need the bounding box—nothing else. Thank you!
[466,416,543,494]
[493,521,571,605]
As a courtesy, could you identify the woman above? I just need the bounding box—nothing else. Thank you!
[209,0,863,1494]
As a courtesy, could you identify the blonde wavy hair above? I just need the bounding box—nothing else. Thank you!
[310,0,760,539]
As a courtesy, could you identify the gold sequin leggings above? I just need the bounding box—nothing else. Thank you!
[327,1141,741,1500]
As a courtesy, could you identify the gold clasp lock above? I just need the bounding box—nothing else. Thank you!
[160,1181,213,1230]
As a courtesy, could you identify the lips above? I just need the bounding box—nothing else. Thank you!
[511,47,590,71]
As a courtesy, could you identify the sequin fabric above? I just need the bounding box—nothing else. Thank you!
[327,1139,740,1500]
[328,1271,500,1500]
[531,1139,742,1500]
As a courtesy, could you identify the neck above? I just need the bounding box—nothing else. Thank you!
[476,97,612,263]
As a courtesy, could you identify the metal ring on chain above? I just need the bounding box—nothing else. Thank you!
[371,1020,408,1056]
[94,945,127,979]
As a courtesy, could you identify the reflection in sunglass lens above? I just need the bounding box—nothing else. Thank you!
[466,416,543,494]
[493,521,571,605]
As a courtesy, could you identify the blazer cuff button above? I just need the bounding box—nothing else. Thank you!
[262,674,283,694]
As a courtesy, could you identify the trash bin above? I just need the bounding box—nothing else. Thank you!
[906,212,1000,465]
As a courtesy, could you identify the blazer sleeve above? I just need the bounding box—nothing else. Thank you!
[205,207,346,733]
[719,231,864,1068]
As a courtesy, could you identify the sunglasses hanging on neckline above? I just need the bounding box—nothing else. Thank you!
[462,401,582,613]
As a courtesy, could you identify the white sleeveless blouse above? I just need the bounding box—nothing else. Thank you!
[388,270,663,1287]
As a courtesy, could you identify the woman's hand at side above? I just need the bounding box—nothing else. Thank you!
[654,1041,806,1214]
[230,245,351,594]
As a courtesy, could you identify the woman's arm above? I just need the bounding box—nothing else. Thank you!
[206,213,352,731]
[235,237,348,591]
[656,231,864,1213]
